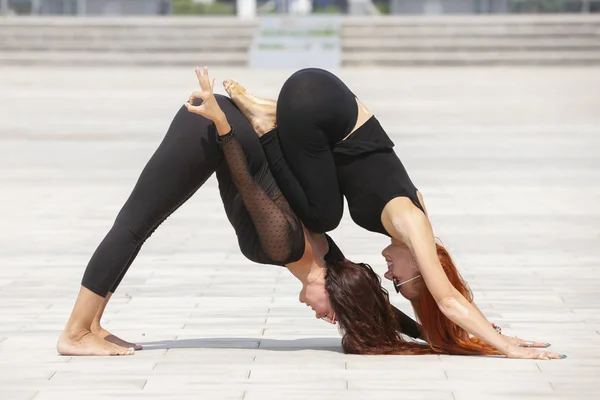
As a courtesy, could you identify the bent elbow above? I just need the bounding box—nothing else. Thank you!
[437,296,469,318]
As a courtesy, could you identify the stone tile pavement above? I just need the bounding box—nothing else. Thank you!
[0,66,599,399]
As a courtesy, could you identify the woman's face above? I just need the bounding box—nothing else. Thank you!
[299,280,336,324]
[381,241,422,300]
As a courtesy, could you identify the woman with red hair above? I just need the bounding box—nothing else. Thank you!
[223,68,566,359]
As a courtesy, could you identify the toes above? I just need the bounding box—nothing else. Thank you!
[222,80,230,93]
[110,344,135,356]
[119,347,135,356]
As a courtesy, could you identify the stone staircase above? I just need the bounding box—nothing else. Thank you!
[1,15,599,66]
[0,17,257,66]
[342,15,600,66]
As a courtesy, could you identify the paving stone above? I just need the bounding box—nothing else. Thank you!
[1,65,599,399]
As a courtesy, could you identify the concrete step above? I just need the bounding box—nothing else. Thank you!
[0,39,252,52]
[0,51,248,66]
[341,14,600,25]
[343,50,600,66]
[343,26,600,37]
[1,15,600,67]
[343,37,600,52]
[0,16,258,27]
[0,27,257,40]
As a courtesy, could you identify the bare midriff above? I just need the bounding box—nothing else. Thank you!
[342,98,373,141]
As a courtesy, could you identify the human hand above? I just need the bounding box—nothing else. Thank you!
[185,66,227,131]
[504,335,550,349]
[505,345,566,360]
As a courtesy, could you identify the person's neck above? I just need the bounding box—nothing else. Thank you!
[285,230,328,285]
[286,257,325,285]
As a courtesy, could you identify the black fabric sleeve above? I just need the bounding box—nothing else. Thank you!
[391,305,423,340]
[220,128,304,264]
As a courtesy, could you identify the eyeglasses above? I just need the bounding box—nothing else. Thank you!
[392,275,422,293]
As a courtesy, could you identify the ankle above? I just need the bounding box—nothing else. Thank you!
[61,327,92,341]
[255,122,276,137]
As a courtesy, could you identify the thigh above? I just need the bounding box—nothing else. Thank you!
[278,68,358,144]
[115,104,222,232]
[270,68,359,231]
[274,117,344,232]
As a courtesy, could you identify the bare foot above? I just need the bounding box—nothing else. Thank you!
[223,80,277,107]
[91,324,143,351]
[222,79,276,136]
[57,329,135,356]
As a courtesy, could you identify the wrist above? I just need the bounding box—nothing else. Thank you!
[214,113,230,136]
[496,337,516,355]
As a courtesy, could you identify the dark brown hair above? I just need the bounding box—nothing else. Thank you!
[325,259,435,355]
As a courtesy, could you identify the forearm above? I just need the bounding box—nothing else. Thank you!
[387,208,513,354]
[214,112,230,136]
[464,291,493,328]
[215,116,302,264]
[438,290,509,353]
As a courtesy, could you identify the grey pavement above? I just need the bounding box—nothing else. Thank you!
[0,66,599,400]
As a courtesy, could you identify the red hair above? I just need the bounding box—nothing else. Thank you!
[410,242,501,355]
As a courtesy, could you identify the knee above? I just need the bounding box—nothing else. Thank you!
[112,217,152,244]
[305,204,342,233]
[280,70,322,106]
[319,208,343,232]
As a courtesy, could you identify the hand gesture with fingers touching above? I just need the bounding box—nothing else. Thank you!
[185,66,229,134]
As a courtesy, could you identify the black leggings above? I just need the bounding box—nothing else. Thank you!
[267,68,423,237]
[261,68,357,233]
[81,95,302,297]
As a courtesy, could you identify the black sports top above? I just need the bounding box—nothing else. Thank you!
[333,116,425,236]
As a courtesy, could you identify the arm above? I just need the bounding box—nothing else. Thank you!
[185,66,303,264]
[382,206,513,355]
[215,116,303,264]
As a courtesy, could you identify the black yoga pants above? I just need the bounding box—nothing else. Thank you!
[81,95,285,297]
[273,68,358,233]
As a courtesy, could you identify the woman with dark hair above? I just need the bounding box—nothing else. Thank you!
[222,68,566,359]
[56,67,423,356]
